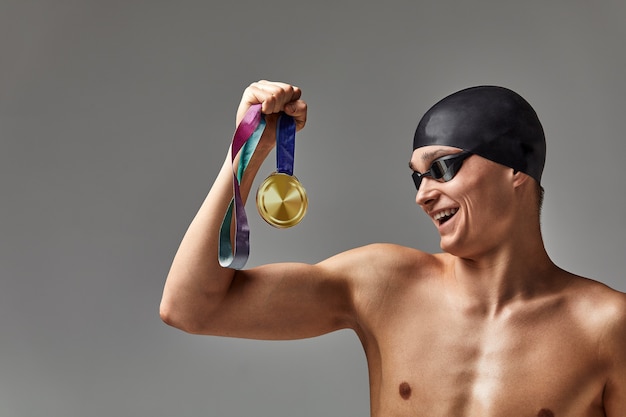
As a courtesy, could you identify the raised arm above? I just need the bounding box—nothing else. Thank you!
[159,81,355,338]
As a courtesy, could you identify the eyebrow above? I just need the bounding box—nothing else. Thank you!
[421,149,452,162]
[408,149,454,171]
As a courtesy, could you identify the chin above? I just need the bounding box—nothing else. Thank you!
[439,239,458,255]
[439,237,472,258]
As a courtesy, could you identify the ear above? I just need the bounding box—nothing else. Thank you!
[512,169,530,189]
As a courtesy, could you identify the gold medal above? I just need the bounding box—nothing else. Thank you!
[256,172,308,228]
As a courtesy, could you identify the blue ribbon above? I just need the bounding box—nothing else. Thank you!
[276,112,296,175]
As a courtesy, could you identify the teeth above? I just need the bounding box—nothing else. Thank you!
[433,208,457,221]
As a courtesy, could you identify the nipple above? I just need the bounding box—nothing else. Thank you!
[399,382,411,400]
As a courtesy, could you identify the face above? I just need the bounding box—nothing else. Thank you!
[409,145,518,258]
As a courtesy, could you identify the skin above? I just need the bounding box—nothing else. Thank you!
[160,80,626,417]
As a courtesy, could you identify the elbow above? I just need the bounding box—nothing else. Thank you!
[159,299,178,328]
[159,296,213,335]
[159,298,183,330]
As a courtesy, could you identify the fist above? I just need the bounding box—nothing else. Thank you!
[236,80,307,131]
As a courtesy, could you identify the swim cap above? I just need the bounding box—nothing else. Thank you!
[413,86,546,184]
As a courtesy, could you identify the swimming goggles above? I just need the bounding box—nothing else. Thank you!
[411,151,472,190]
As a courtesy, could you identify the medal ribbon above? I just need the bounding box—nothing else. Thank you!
[218,104,296,269]
[276,111,296,175]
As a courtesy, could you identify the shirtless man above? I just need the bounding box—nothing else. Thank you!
[160,80,626,417]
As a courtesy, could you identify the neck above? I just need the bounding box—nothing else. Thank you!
[448,232,559,317]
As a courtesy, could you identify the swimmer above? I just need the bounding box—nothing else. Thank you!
[160,80,626,416]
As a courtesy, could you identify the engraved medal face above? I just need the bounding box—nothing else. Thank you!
[256,172,308,228]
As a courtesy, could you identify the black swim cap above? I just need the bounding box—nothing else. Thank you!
[413,86,546,184]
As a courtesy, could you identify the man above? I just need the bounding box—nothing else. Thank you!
[160,80,626,416]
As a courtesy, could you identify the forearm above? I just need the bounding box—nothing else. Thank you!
[160,141,273,333]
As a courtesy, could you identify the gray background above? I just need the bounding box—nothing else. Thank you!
[1,1,625,416]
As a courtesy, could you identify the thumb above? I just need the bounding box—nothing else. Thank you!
[284,99,307,131]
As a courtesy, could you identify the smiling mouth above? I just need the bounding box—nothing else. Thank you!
[433,208,458,225]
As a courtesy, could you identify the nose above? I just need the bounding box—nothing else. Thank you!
[415,176,439,208]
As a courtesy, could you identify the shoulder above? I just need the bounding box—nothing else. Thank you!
[595,285,626,347]
[566,274,626,320]
[565,275,626,353]
[567,275,626,316]
[319,244,448,330]
[318,243,443,279]
[563,277,626,413]
[580,281,626,402]
[318,244,448,307]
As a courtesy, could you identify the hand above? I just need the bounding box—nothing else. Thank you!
[236,80,307,132]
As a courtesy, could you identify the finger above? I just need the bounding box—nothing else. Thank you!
[255,80,301,114]
[283,99,307,131]
[236,84,269,125]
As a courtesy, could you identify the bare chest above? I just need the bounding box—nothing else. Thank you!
[361,303,607,417]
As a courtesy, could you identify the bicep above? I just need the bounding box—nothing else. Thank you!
[197,262,355,340]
